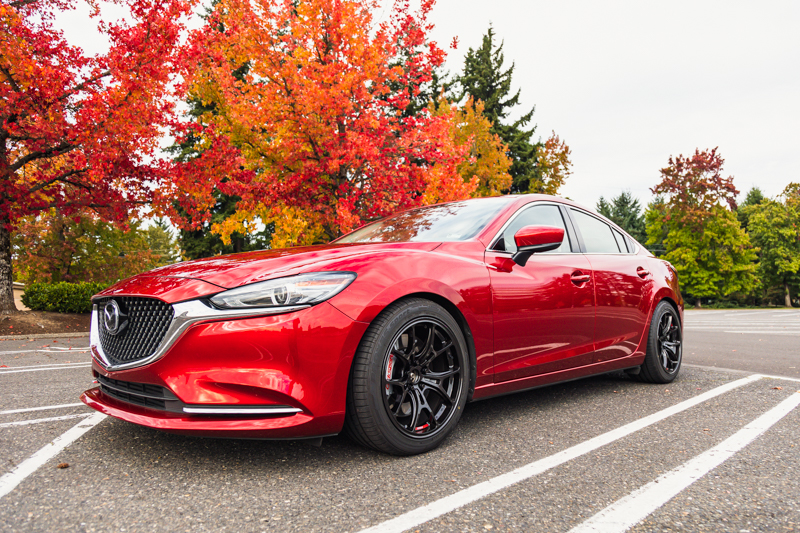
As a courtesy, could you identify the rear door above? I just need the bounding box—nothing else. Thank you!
[486,203,596,382]
[567,208,653,363]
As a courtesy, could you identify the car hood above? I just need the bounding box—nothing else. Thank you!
[140,241,441,289]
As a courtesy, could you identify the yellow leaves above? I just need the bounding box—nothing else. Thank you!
[211,204,324,249]
[422,165,479,205]
[533,131,572,196]
[267,205,325,248]
[430,96,512,197]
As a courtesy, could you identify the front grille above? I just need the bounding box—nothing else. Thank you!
[96,297,174,367]
[97,375,183,413]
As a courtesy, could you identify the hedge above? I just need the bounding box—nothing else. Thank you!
[22,282,107,314]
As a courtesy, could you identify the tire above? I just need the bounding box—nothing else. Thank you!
[637,300,683,383]
[344,298,470,455]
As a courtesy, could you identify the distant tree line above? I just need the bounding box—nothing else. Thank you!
[598,149,799,308]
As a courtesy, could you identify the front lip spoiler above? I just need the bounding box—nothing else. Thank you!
[91,299,311,371]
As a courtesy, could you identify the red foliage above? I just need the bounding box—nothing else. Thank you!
[651,148,739,226]
[0,0,194,226]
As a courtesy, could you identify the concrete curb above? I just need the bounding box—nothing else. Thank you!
[0,332,90,341]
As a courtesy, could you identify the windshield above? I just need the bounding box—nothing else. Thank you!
[336,197,514,243]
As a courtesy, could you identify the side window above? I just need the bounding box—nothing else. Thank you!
[570,209,620,254]
[611,228,628,253]
[494,205,571,254]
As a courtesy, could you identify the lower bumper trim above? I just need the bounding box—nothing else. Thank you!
[182,406,302,415]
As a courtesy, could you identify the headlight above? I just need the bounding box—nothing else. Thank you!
[209,272,357,309]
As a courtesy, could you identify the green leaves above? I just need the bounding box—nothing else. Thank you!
[661,206,758,300]
[647,150,758,304]
[22,282,106,314]
[745,190,800,306]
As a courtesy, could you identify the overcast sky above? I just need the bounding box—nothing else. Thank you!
[55,0,799,211]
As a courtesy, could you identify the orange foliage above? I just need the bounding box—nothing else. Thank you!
[164,0,475,245]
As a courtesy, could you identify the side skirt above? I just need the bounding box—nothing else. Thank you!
[470,355,647,402]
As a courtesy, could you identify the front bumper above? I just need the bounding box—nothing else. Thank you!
[81,301,369,439]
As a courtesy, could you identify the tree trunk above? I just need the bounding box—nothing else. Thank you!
[695,298,702,308]
[0,221,18,314]
[786,282,793,308]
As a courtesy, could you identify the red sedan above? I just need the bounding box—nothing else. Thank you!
[81,195,683,455]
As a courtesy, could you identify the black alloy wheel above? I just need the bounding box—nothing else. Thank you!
[637,300,682,383]
[382,319,462,438]
[657,311,681,374]
[345,298,470,455]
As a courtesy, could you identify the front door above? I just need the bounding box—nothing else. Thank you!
[487,203,596,382]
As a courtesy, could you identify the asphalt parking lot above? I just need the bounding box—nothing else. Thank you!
[1,310,798,532]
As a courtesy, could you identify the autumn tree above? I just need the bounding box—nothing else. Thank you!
[643,195,668,256]
[176,190,273,259]
[745,184,800,307]
[13,210,162,285]
[648,148,758,305]
[430,96,512,197]
[165,0,474,248]
[0,0,194,311]
[597,190,647,244]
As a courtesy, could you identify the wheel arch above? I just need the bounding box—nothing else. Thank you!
[660,296,682,322]
[401,292,478,402]
[345,291,479,403]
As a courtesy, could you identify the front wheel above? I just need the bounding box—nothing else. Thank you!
[345,299,469,455]
[637,301,682,383]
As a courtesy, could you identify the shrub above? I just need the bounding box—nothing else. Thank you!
[22,282,107,314]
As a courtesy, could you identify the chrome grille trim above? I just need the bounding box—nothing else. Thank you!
[95,296,174,366]
[91,300,311,371]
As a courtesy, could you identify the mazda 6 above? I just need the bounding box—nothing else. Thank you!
[82,194,684,455]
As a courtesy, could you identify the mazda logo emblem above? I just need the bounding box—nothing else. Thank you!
[103,300,128,336]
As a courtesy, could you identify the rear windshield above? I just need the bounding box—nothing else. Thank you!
[336,197,514,243]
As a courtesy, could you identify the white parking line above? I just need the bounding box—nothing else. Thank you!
[721,330,800,335]
[0,361,89,370]
[0,412,106,500]
[355,374,763,533]
[0,413,91,429]
[683,364,800,384]
[0,363,91,375]
[569,391,800,533]
[684,328,800,336]
[722,311,774,317]
[0,347,90,356]
[0,403,85,416]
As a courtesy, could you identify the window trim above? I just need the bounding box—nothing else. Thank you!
[487,201,580,255]
[566,207,639,255]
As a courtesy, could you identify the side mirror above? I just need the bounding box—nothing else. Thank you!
[512,225,565,266]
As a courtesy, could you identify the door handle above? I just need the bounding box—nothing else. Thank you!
[571,271,591,285]
[637,267,650,278]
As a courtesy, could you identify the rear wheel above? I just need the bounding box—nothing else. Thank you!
[345,298,469,455]
[638,301,682,383]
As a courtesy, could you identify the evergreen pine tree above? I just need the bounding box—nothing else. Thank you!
[456,26,540,193]
[597,197,612,218]
[737,186,766,231]
[597,191,647,245]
